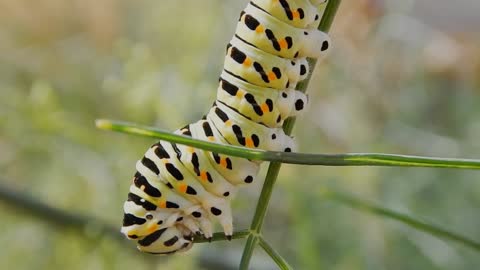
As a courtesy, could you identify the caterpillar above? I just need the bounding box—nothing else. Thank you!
[121,0,331,254]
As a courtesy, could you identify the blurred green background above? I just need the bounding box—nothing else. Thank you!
[1,0,479,269]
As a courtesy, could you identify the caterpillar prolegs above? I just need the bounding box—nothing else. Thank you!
[121,0,331,254]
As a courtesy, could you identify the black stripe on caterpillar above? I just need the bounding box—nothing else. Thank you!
[121,0,330,254]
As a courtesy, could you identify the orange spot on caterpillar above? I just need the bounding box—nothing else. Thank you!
[292,10,300,19]
[159,200,166,208]
[147,224,157,234]
[245,137,254,148]
[243,58,252,67]
[179,184,187,193]
[255,25,264,33]
[261,103,269,113]
[220,158,227,168]
[200,171,208,182]
[268,71,277,81]
[279,39,288,49]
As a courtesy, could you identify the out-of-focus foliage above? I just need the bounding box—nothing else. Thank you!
[0,0,479,269]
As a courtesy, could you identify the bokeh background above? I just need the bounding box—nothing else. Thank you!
[1,0,479,269]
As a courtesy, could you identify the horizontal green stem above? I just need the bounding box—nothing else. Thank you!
[258,237,293,270]
[96,119,480,170]
[193,230,250,243]
[322,189,480,252]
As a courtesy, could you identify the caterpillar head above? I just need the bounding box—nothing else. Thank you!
[121,201,179,240]
[136,225,194,254]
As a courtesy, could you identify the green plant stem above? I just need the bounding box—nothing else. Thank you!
[322,189,480,251]
[96,119,480,170]
[193,230,250,243]
[258,237,293,270]
[240,1,342,269]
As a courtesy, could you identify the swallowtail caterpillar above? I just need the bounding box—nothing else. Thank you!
[121,0,331,254]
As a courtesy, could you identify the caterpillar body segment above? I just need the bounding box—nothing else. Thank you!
[236,3,330,59]
[192,120,261,186]
[217,70,308,127]
[173,127,239,199]
[121,0,330,254]
[136,226,194,254]
[251,0,322,29]
[225,35,309,89]
[207,101,296,152]
[122,200,181,239]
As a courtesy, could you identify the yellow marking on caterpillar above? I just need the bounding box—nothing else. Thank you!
[161,159,168,164]
[179,184,187,193]
[255,25,264,33]
[245,137,254,148]
[208,136,215,141]
[200,171,208,182]
[140,185,145,191]
[236,90,244,98]
[225,120,233,127]
[268,71,277,81]
[187,147,195,153]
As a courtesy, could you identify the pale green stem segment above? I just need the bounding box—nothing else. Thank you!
[321,189,480,251]
[96,119,480,170]
[259,237,294,270]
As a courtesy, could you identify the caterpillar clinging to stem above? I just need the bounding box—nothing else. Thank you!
[121,0,331,254]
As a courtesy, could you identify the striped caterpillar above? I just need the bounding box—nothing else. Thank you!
[121,0,331,254]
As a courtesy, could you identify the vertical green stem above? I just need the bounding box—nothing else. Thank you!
[239,1,342,269]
